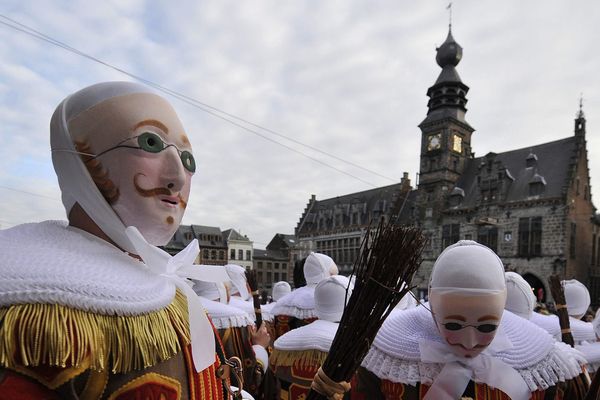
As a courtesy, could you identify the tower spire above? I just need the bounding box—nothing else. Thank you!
[578,93,585,118]
[575,93,586,137]
[447,2,453,31]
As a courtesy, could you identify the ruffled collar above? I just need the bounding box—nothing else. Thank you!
[362,304,583,392]
[271,285,317,319]
[0,221,175,315]
[530,311,596,343]
[274,319,339,352]
[199,297,254,329]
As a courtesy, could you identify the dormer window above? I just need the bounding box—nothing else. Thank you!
[448,187,465,207]
[526,153,538,168]
[480,179,499,203]
[529,174,546,196]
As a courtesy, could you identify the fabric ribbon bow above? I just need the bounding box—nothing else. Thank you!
[126,226,230,372]
[419,332,530,400]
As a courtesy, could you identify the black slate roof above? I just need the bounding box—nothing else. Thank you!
[452,136,577,208]
[296,182,415,236]
[254,248,288,261]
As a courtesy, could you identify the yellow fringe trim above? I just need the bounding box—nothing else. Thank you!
[0,291,190,374]
[270,348,328,369]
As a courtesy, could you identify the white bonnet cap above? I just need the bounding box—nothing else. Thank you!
[314,275,353,322]
[225,264,250,300]
[304,252,337,285]
[50,81,160,254]
[429,240,505,294]
[563,279,590,318]
[505,271,536,319]
[272,281,292,302]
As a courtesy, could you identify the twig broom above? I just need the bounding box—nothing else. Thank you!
[306,218,426,399]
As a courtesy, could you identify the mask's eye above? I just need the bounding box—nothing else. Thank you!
[180,151,196,173]
[443,322,463,331]
[476,324,498,333]
[138,132,165,153]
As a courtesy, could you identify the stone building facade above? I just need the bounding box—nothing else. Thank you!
[223,228,254,269]
[163,224,230,266]
[253,233,297,292]
[295,27,600,304]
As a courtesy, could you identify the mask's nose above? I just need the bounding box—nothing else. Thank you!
[160,146,186,191]
[460,327,479,349]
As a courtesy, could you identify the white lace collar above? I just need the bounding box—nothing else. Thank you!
[271,285,317,319]
[0,221,175,315]
[274,320,339,353]
[362,304,583,392]
[199,297,254,329]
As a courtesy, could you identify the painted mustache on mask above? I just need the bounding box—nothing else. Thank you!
[133,173,187,208]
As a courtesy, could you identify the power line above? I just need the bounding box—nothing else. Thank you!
[0,14,434,215]
[0,14,398,187]
[0,185,60,201]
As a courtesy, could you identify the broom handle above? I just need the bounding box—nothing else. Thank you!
[252,291,262,328]
[548,275,575,347]
[245,270,263,328]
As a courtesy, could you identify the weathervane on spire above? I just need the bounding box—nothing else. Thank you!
[578,93,585,118]
[447,2,453,30]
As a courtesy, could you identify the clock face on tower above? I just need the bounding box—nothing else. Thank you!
[452,134,463,153]
[427,133,441,151]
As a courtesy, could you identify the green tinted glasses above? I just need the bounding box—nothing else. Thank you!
[94,132,196,173]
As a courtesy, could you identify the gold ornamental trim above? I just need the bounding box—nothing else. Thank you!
[0,291,190,374]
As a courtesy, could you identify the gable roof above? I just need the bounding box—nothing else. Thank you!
[452,136,577,208]
[296,182,415,236]
[223,228,250,242]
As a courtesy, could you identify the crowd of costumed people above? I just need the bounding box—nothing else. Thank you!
[1,81,600,400]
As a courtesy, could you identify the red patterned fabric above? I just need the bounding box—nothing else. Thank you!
[183,342,225,400]
[0,370,60,400]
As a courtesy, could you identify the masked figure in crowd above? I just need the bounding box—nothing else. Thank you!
[271,252,338,339]
[226,263,257,321]
[262,281,292,323]
[355,241,583,400]
[0,82,231,399]
[266,275,353,400]
[194,277,270,399]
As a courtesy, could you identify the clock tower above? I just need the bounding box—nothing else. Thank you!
[417,26,475,221]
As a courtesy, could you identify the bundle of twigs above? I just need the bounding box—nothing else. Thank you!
[245,269,262,328]
[548,275,574,347]
[548,274,590,398]
[306,218,426,400]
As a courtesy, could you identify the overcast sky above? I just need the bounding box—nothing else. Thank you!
[1,1,599,248]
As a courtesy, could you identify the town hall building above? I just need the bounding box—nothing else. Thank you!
[294,27,600,304]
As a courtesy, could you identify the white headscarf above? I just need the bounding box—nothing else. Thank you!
[50,81,156,254]
[429,240,506,296]
[272,281,292,302]
[505,271,536,319]
[225,264,250,300]
[563,279,591,318]
[314,275,353,322]
[304,252,336,286]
